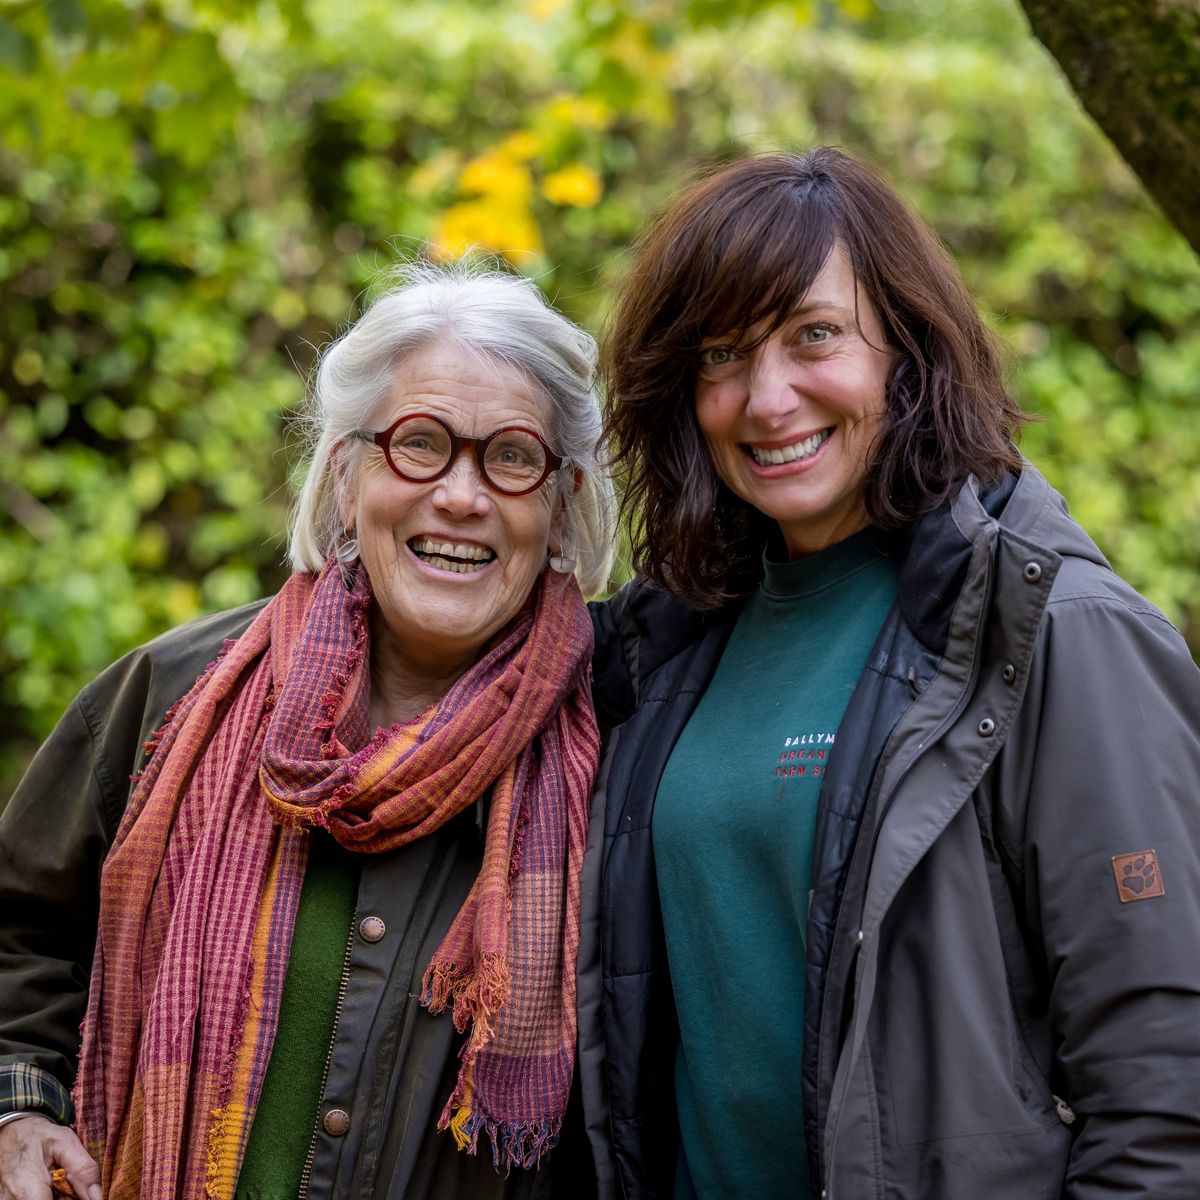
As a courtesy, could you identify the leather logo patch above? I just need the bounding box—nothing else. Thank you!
[1112,850,1165,903]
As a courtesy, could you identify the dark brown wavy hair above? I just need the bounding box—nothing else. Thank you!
[602,147,1025,610]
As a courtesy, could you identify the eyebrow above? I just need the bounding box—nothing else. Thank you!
[790,298,853,317]
[699,298,858,345]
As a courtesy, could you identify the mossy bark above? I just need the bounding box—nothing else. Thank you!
[1018,0,1200,255]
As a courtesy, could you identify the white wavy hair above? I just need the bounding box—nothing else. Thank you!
[288,260,616,595]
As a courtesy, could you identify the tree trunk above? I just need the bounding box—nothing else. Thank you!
[1017,0,1200,256]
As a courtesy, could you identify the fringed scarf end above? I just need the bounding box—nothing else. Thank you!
[205,1103,231,1200]
[438,1082,563,1171]
[420,959,464,1013]
[421,953,509,1039]
[493,1116,562,1170]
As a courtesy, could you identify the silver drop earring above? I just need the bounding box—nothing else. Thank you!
[548,552,575,574]
[335,534,359,565]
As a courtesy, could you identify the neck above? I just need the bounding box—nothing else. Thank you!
[368,623,476,728]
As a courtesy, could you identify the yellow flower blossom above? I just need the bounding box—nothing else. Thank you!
[431,199,544,263]
[545,93,614,132]
[525,0,571,19]
[459,150,534,204]
[839,0,874,19]
[498,130,541,161]
[541,163,603,208]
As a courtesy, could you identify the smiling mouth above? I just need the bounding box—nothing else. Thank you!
[408,536,497,574]
[746,429,833,467]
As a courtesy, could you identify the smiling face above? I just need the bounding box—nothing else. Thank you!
[341,338,562,681]
[693,243,895,558]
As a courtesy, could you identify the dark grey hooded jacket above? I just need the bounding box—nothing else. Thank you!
[578,464,1200,1200]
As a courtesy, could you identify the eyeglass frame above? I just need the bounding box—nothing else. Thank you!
[345,411,567,497]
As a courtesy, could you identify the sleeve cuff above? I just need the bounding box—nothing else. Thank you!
[0,1062,73,1125]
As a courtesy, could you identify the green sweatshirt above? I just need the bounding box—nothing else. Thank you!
[653,528,898,1200]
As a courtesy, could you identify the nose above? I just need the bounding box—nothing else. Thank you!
[745,340,801,426]
[431,451,491,518]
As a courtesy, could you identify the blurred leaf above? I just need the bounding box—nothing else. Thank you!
[47,0,88,39]
[0,18,37,73]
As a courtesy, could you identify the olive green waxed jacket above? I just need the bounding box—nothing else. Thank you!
[0,601,591,1200]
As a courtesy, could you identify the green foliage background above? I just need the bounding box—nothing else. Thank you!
[2,0,1198,797]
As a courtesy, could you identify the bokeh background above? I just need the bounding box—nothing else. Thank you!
[2,0,1198,797]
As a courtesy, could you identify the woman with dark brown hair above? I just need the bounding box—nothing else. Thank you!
[574,148,1200,1200]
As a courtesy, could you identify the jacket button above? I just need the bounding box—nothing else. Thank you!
[358,915,386,943]
[323,1108,350,1136]
[1023,561,1042,583]
[1002,664,1016,684]
[978,717,996,737]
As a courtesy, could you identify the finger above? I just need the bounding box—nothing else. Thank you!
[64,1168,99,1200]
[44,1132,99,1200]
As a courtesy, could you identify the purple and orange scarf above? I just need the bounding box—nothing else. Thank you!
[72,558,597,1199]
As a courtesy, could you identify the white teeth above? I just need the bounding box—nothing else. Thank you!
[410,537,496,563]
[408,537,496,574]
[749,429,831,467]
[418,554,489,574]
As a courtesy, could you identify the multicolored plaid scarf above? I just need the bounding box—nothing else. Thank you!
[73,558,597,1199]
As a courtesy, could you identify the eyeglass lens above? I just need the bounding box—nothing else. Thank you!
[388,416,549,493]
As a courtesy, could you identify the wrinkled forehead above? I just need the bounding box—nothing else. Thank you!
[382,337,553,431]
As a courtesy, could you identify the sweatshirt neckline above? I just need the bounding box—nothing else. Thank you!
[760,527,891,601]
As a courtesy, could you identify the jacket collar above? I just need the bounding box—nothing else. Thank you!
[894,460,1110,658]
[893,471,1017,657]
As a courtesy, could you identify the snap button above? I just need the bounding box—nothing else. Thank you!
[323,1107,350,1136]
[1002,664,1016,684]
[1023,561,1042,583]
[358,915,386,943]
[978,717,996,737]
[856,929,865,946]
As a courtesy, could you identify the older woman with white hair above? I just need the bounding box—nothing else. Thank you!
[0,263,614,1200]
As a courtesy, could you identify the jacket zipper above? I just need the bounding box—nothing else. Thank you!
[820,547,998,1192]
[297,909,357,1200]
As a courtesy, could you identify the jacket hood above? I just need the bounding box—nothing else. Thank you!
[895,461,1111,657]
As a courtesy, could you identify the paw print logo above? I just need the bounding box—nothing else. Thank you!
[1111,850,1165,903]
[1121,856,1156,895]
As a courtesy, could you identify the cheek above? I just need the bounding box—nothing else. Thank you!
[852,386,889,438]
[694,389,740,459]
[693,387,721,438]
[504,494,556,570]
[357,491,404,537]
[858,352,893,414]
